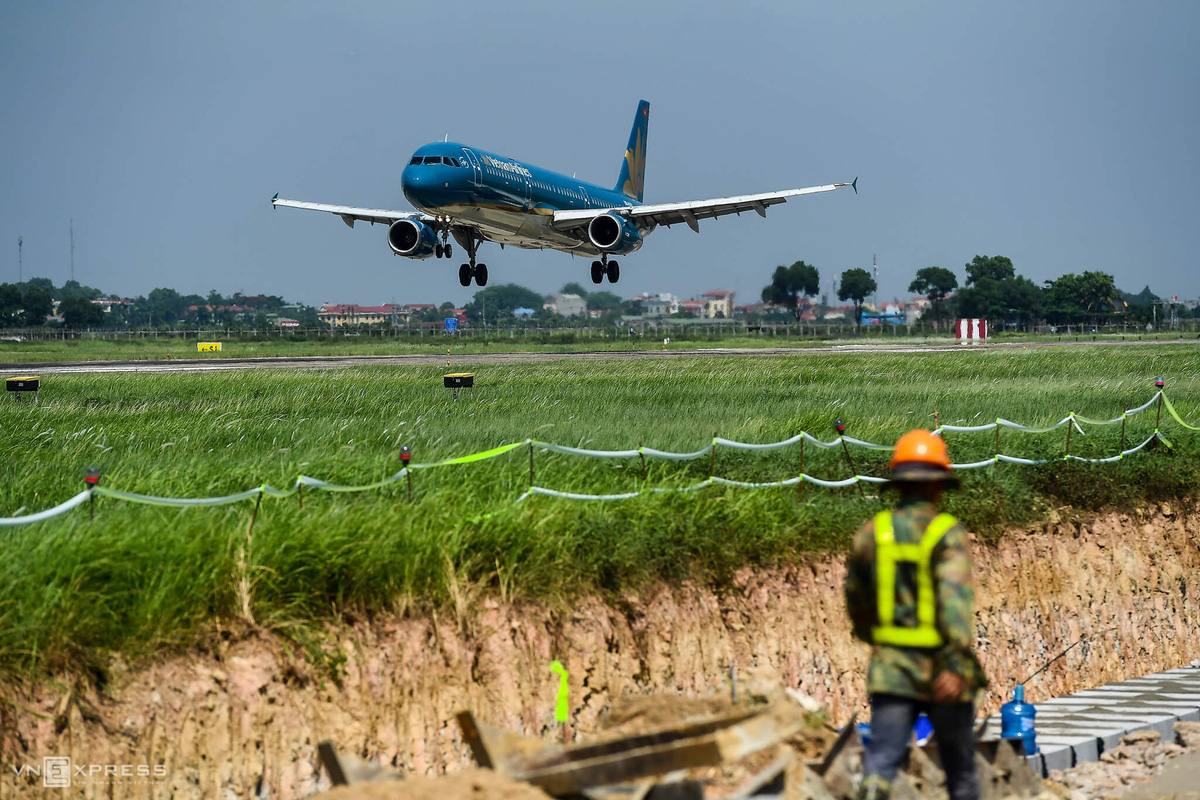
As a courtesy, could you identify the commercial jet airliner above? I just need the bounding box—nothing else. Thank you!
[271,101,856,287]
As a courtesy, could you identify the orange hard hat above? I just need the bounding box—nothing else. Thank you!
[888,429,953,482]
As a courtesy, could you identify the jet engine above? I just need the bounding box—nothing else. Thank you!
[587,214,643,255]
[387,219,437,259]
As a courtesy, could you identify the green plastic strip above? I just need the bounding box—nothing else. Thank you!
[549,660,569,723]
[410,440,528,468]
[1162,393,1200,431]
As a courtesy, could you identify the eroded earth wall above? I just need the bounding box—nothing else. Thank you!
[3,505,1198,798]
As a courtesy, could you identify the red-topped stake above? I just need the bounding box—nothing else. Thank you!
[834,420,866,499]
[86,466,100,521]
[401,446,413,502]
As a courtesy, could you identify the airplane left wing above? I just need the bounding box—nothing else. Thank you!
[271,195,435,229]
[551,179,856,234]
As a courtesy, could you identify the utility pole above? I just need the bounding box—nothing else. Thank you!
[872,254,879,313]
[70,219,75,283]
[17,236,22,283]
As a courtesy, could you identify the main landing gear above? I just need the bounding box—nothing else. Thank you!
[590,254,620,284]
[458,232,487,287]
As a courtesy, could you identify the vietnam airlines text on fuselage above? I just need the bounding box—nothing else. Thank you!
[401,144,641,254]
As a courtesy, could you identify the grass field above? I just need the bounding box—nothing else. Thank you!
[1,344,1198,685]
[1,326,1195,363]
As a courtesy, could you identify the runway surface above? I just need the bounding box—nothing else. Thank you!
[3,337,1196,375]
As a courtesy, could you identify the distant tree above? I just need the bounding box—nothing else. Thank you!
[463,283,544,322]
[965,255,1015,285]
[146,287,185,324]
[761,260,820,322]
[560,282,590,298]
[439,301,456,311]
[953,278,1007,322]
[298,306,320,327]
[21,285,53,326]
[838,268,877,325]
[0,283,23,327]
[206,289,225,307]
[908,266,958,325]
[1044,271,1118,325]
[586,290,623,312]
[59,296,105,328]
[59,279,103,300]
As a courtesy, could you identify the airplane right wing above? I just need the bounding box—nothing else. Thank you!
[271,195,436,229]
[551,179,856,234]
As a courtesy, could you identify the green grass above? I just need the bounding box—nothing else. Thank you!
[1,344,1198,686]
[2,326,1195,363]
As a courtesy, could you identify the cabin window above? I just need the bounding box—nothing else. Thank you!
[408,156,422,166]
[423,156,441,165]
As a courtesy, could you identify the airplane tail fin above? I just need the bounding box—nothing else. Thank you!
[615,100,650,202]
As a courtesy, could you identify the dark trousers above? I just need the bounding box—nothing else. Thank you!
[863,694,979,800]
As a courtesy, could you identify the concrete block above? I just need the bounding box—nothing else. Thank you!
[1038,744,1073,773]
[1024,752,1044,778]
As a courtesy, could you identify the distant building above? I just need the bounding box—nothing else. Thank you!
[701,290,735,319]
[319,303,404,327]
[543,293,587,318]
[90,298,133,313]
[637,293,680,317]
[513,307,536,317]
[679,299,705,317]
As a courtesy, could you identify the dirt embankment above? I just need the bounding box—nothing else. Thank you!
[2,505,1198,799]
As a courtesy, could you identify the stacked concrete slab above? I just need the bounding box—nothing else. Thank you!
[980,666,1200,776]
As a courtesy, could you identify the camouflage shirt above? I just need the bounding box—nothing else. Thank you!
[844,497,989,702]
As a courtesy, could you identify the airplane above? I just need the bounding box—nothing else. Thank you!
[271,100,856,288]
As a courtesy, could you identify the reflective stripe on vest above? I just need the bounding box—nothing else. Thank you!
[872,511,957,648]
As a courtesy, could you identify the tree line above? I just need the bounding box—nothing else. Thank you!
[762,255,1192,328]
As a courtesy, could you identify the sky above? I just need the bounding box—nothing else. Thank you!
[2,2,1198,308]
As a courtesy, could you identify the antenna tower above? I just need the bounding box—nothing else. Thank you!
[70,219,75,282]
[17,237,22,283]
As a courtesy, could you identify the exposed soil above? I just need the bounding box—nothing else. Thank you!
[2,504,1198,799]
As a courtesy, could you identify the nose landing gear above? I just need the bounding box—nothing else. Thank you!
[590,254,620,284]
[435,218,454,259]
[457,231,487,287]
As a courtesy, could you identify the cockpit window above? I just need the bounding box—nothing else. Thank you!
[442,157,457,166]
[408,156,422,166]
[423,156,442,165]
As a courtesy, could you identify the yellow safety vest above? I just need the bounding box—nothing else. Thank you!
[872,511,957,648]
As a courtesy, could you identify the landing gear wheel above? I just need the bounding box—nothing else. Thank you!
[444,244,452,259]
[606,260,620,283]
[591,261,604,284]
[459,264,471,287]
[436,243,445,259]
[475,264,488,286]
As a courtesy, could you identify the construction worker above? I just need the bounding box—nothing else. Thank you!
[844,430,989,800]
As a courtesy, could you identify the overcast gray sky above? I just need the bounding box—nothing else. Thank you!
[2,2,1197,308]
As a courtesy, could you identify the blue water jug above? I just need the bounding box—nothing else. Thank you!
[1000,685,1038,755]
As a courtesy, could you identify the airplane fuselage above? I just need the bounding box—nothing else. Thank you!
[401,143,647,256]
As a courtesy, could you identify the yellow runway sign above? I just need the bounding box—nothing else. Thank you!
[197,342,222,352]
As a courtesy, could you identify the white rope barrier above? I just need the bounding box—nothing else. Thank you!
[0,393,1187,525]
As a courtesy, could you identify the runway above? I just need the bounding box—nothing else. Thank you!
[4,337,1195,375]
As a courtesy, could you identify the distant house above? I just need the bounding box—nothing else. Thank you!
[701,290,735,319]
[632,292,679,317]
[543,293,587,318]
[679,299,705,317]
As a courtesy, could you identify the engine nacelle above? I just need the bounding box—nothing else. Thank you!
[387,219,437,259]
[587,213,643,255]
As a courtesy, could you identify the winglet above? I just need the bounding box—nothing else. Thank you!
[852,177,858,195]
[271,192,279,207]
